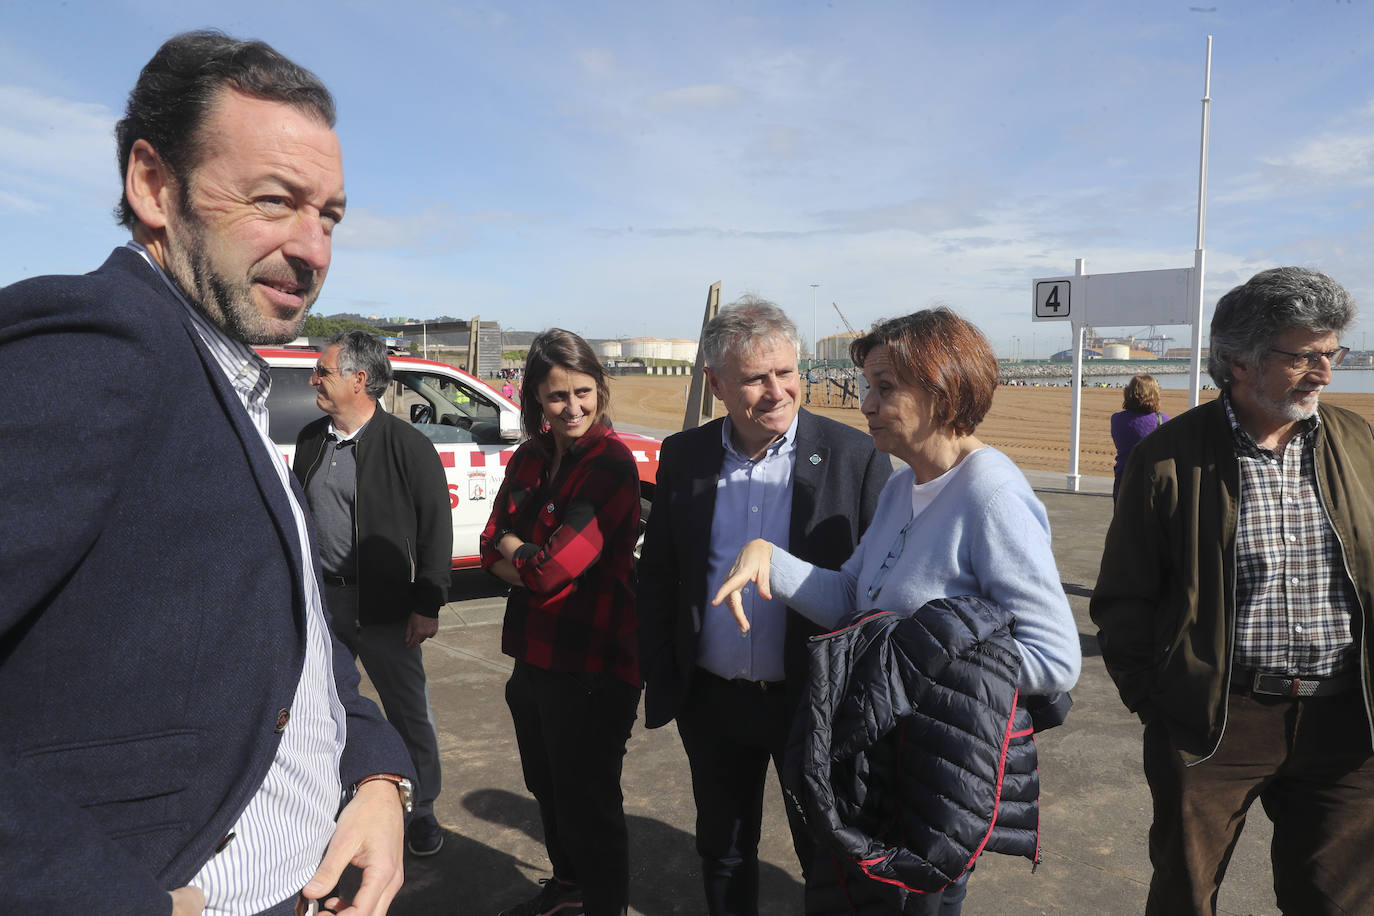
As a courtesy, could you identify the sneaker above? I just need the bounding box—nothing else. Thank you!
[405,814,444,856]
[497,877,583,916]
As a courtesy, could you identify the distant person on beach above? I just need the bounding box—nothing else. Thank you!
[714,307,1080,914]
[638,297,890,915]
[1092,267,1374,915]
[481,329,641,916]
[1110,374,1169,500]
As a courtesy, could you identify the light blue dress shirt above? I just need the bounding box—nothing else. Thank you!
[699,413,798,682]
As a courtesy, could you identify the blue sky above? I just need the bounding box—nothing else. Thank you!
[3,1,1373,357]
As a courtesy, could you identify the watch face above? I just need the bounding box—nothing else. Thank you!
[395,777,415,813]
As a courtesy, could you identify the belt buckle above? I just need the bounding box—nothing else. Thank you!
[1249,671,1327,697]
[1249,671,1288,696]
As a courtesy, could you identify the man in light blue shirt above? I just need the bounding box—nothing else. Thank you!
[639,297,891,915]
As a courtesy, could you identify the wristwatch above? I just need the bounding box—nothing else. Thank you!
[349,773,414,814]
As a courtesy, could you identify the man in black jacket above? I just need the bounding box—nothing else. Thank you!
[295,330,454,857]
[638,298,890,915]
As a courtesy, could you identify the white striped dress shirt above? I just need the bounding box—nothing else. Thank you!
[128,243,347,914]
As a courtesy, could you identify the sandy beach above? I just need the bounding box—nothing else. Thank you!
[609,374,1374,477]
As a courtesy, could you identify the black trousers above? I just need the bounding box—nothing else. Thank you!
[676,668,814,916]
[1143,687,1374,915]
[506,660,640,916]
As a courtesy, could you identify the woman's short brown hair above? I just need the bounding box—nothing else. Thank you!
[1122,374,1162,413]
[849,307,998,436]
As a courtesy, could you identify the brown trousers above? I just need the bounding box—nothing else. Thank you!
[1143,688,1374,915]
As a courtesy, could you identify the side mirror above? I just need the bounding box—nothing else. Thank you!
[410,403,434,425]
[499,407,521,442]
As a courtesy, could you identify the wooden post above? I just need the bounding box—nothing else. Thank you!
[681,282,722,431]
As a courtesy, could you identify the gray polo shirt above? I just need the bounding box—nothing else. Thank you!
[305,419,368,578]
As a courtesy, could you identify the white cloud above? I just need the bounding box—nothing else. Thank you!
[644,84,743,111]
[333,205,476,253]
[1263,131,1374,185]
[575,48,616,77]
[0,187,43,214]
[0,85,114,188]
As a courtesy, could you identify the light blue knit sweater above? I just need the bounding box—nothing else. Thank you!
[768,447,1081,694]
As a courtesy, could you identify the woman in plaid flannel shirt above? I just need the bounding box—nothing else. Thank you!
[482,329,642,916]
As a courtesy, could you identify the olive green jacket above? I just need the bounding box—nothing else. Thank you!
[1091,396,1374,763]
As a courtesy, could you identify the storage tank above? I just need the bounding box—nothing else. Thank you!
[817,331,861,363]
[669,338,699,362]
[598,340,622,358]
[1103,343,1131,360]
[622,337,674,360]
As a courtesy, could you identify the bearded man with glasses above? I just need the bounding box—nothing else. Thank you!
[1094,267,1374,915]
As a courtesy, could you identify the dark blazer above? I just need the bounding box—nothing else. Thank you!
[295,407,454,625]
[0,248,410,911]
[637,408,891,729]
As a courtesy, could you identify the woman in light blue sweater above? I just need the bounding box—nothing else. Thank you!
[714,307,1081,914]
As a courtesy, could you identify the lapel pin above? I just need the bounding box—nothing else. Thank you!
[809,453,822,465]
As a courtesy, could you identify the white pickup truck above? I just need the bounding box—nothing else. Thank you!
[256,346,661,569]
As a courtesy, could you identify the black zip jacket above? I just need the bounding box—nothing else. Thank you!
[787,596,1064,914]
[295,407,452,624]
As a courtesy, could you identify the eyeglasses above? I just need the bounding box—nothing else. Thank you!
[866,518,915,602]
[311,364,342,377]
[1267,346,1349,371]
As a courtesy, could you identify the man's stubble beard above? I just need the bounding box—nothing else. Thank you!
[164,204,317,346]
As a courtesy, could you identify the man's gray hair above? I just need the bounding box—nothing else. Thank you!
[1208,267,1355,389]
[330,330,392,400]
[700,295,801,370]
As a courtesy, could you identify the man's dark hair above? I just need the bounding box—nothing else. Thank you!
[1207,267,1355,389]
[520,329,611,439]
[114,29,336,228]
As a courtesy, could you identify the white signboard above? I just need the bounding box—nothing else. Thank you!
[1032,267,1194,326]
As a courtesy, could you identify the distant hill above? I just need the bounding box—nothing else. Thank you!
[310,318,616,350]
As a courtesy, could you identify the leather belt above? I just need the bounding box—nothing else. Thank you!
[1230,668,1358,698]
[696,667,784,692]
[322,574,357,588]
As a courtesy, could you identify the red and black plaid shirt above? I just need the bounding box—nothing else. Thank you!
[480,421,641,685]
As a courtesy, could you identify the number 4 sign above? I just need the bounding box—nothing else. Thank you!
[1035,280,1071,319]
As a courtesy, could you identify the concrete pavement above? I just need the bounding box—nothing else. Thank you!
[369,472,1281,915]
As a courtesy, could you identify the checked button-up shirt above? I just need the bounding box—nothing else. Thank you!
[1227,394,1358,678]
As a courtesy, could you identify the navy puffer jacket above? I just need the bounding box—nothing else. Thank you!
[785,596,1056,915]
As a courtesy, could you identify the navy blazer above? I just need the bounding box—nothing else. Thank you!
[0,248,410,911]
[637,408,891,729]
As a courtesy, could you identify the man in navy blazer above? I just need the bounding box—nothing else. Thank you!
[638,298,891,915]
[0,32,412,916]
